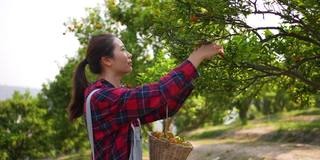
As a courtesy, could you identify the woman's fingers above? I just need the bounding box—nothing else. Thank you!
[212,44,224,58]
[218,49,224,58]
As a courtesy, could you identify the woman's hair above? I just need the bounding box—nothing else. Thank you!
[68,33,116,122]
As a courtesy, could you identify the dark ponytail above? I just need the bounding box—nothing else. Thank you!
[68,59,88,122]
[68,33,116,122]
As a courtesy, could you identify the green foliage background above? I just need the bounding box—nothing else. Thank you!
[0,0,319,159]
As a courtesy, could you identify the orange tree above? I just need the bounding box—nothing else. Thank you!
[107,0,320,90]
[62,0,320,128]
[105,0,320,122]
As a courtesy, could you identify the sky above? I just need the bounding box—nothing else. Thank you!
[0,0,102,89]
[0,0,281,89]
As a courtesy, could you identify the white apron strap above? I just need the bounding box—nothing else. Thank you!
[129,118,142,160]
[85,89,100,160]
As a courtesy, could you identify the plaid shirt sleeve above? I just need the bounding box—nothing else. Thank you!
[93,59,199,126]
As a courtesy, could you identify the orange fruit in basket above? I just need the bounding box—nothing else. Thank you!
[151,131,192,146]
[152,131,164,139]
[166,132,174,139]
[175,136,183,144]
[169,137,177,144]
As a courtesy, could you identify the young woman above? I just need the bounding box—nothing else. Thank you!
[67,33,224,160]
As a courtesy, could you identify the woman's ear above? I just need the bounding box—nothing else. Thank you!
[101,56,113,67]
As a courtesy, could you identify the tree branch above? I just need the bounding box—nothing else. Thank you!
[290,54,320,70]
[241,62,320,90]
[249,26,284,31]
[284,32,320,47]
[260,31,320,46]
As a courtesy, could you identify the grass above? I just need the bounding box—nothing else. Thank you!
[184,125,235,140]
[57,150,90,160]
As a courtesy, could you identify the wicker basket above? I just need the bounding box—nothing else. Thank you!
[148,132,193,160]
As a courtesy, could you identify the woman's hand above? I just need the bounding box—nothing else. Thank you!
[193,43,224,60]
[187,43,224,68]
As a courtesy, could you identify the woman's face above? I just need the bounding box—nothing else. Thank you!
[102,37,133,75]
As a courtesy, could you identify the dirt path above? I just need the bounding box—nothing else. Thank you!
[187,126,320,160]
[187,139,320,160]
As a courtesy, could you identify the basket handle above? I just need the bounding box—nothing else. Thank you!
[162,104,168,137]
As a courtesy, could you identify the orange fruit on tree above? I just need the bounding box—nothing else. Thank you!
[190,15,198,23]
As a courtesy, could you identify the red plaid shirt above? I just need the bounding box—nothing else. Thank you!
[84,60,199,160]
